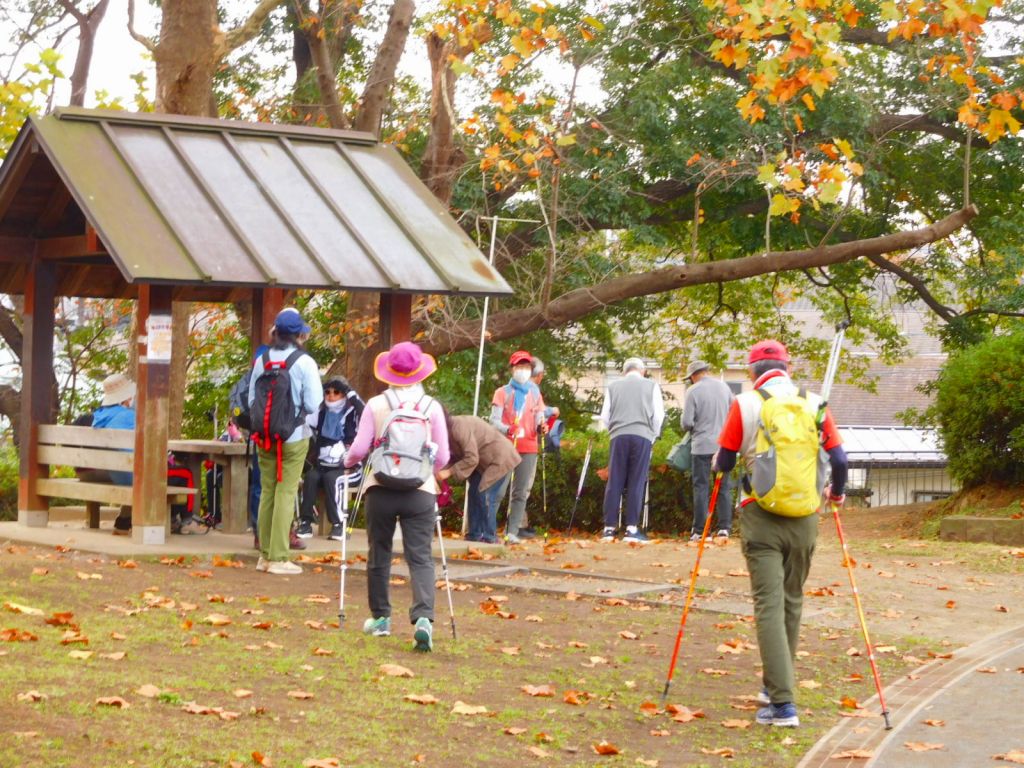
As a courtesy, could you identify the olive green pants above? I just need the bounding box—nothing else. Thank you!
[740,501,819,705]
[257,440,307,562]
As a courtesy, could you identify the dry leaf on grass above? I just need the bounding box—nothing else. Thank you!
[521,684,555,697]
[667,704,705,722]
[650,729,670,737]
[501,647,520,656]
[563,690,591,706]
[45,612,75,627]
[233,689,253,699]
[404,693,439,705]
[524,615,543,623]
[17,690,47,702]
[59,630,88,645]
[302,759,340,768]
[287,690,315,700]
[799,679,822,689]
[98,652,126,660]
[504,727,527,735]
[993,751,1024,764]
[68,650,92,659]
[904,742,944,752]
[136,684,161,698]
[721,719,750,729]
[618,630,639,640]
[923,719,945,727]
[592,741,620,756]
[3,628,39,642]
[312,647,334,656]
[95,697,130,709]
[701,747,736,757]
[701,668,730,676]
[451,701,488,715]
[978,667,998,674]
[996,605,1010,613]
[839,695,862,710]
[526,746,549,758]
[305,595,331,604]
[3,602,43,615]
[379,663,415,678]
[252,751,272,767]
[635,759,659,767]
[203,614,232,627]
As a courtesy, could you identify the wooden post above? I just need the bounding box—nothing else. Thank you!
[379,292,412,346]
[17,258,56,527]
[250,287,285,356]
[132,284,172,545]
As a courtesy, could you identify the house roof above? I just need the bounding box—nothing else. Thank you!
[839,425,946,464]
[817,357,942,426]
[0,108,512,299]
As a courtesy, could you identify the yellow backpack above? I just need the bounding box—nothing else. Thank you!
[749,387,828,517]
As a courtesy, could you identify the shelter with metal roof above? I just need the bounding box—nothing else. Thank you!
[0,108,512,544]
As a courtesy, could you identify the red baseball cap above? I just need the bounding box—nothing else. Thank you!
[748,340,790,364]
[509,350,532,366]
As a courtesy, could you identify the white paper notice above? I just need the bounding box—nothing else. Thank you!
[146,315,172,362]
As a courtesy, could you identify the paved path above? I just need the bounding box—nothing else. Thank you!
[798,622,1024,767]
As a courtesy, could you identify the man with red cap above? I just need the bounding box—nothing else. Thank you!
[491,350,546,543]
[712,339,847,728]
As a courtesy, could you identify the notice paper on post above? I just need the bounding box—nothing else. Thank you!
[146,315,173,362]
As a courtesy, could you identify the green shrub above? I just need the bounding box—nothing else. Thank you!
[439,427,714,535]
[928,327,1024,487]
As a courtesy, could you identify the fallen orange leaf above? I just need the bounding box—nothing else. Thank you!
[591,740,620,756]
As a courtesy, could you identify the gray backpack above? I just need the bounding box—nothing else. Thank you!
[369,391,435,490]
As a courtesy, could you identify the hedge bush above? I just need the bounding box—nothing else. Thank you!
[0,443,17,521]
[438,427,739,536]
[930,327,1024,487]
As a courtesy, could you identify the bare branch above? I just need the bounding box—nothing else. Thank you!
[126,0,156,52]
[219,0,287,58]
[426,206,979,354]
[353,0,415,135]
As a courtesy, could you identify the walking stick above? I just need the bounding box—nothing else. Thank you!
[347,463,371,531]
[336,473,349,627]
[567,437,593,534]
[660,472,723,704]
[818,321,892,730]
[435,507,457,640]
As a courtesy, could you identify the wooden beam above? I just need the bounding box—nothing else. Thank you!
[0,137,39,224]
[0,236,34,264]
[250,287,285,356]
[37,235,106,260]
[132,284,172,544]
[379,292,412,347]
[34,184,73,235]
[17,258,56,527]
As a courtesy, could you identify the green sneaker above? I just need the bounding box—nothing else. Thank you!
[413,617,433,653]
[362,616,391,636]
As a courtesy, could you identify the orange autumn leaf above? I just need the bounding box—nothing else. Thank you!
[591,741,620,756]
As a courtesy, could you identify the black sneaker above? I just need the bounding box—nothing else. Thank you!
[295,521,314,539]
[517,527,537,539]
[327,524,345,541]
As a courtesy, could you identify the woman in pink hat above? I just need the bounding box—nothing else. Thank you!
[343,341,449,652]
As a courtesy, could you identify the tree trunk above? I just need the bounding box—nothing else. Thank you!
[420,33,463,204]
[352,0,414,134]
[425,206,981,354]
[154,0,219,116]
[62,0,111,107]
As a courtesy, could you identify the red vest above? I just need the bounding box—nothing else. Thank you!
[492,384,545,454]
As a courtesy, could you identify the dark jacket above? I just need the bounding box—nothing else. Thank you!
[447,415,521,492]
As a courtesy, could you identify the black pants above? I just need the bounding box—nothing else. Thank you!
[299,464,346,526]
[365,486,436,624]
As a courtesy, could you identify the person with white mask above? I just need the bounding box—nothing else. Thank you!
[296,376,365,541]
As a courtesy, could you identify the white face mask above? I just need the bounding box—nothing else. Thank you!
[325,397,346,412]
[512,368,531,385]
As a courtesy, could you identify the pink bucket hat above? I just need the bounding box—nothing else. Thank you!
[373,341,437,387]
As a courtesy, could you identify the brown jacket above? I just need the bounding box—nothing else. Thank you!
[447,415,521,492]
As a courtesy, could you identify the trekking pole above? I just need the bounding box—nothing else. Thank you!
[660,472,722,705]
[435,506,457,640]
[541,446,547,523]
[347,463,371,531]
[337,473,349,627]
[818,321,892,730]
[502,408,524,541]
[567,437,593,534]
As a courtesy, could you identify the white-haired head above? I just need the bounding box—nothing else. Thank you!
[531,356,545,377]
[622,357,646,374]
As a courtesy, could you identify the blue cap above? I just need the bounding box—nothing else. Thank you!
[274,308,310,336]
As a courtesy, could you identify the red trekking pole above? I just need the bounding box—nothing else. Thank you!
[660,471,723,704]
[819,320,892,730]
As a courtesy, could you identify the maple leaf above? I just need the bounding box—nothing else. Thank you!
[252,751,272,767]
[136,684,161,698]
[592,741,620,756]
[379,664,415,678]
[404,693,439,705]
[721,718,750,729]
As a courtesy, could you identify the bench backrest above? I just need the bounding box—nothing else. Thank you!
[38,424,134,473]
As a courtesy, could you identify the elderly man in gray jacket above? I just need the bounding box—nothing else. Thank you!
[681,360,735,542]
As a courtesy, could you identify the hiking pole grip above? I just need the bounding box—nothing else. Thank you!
[660,473,723,705]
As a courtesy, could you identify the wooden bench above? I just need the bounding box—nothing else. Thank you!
[36,425,196,529]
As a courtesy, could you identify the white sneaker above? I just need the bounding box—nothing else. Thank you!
[267,560,302,575]
[715,530,730,542]
[256,557,269,572]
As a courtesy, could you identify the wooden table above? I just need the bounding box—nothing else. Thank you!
[168,439,250,534]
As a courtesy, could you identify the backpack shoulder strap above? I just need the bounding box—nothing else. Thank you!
[383,388,400,411]
[316,407,326,435]
[283,349,305,369]
[261,350,271,369]
[756,388,771,402]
